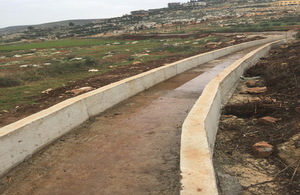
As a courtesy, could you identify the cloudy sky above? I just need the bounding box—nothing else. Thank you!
[0,0,188,28]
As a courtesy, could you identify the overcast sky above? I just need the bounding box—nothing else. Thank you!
[0,0,188,28]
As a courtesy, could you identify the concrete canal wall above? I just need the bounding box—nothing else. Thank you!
[180,39,287,195]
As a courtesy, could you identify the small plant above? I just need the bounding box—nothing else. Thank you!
[19,70,43,82]
[296,30,300,39]
[83,57,97,66]
[0,76,22,87]
[0,56,99,87]
[153,45,192,53]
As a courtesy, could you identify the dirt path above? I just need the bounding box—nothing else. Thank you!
[0,46,262,195]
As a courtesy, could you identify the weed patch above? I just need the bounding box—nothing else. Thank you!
[296,30,300,39]
[0,57,97,88]
[0,76,22,87]
[153,45,192,53]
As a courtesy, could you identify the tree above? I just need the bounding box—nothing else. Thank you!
[28,26,34,30]
[69,22,75,27]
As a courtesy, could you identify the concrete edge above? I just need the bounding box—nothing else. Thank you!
[0,36,284,178]
[180,39,288,195]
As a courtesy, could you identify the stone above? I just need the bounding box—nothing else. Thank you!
[242,87,267,94]
[277,133,300,173]
[252,141,274,158]
[226,40,236,45]
[20,65,29,68]
[217,171,243,195]
[173,43,182,46]
[67,87,93,95]
[105,51,115,55]
[258,116,279,125]
[102,55,113,59]
[262,97,275,104]
[205,42,219,48]
[248,97,262,103]
[220,117,247,130]
[133,53,149,57]
[295,106,300,114]
[245,80,259,87]
[221,115,237,119]
[42,88,53,94]
[71,57,83,61]
[280,45,288,49]
[132,61,141,65]
[88,69,99,72]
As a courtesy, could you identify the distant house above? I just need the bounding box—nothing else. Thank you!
[183,0,207,7]
[272,0,300,6]
[148,8,165,14]
[131,10,149,17]
[168,2,181,9]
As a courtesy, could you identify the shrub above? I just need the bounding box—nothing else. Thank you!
[19,70,43,82]
[153,45,192,53]
[84,57,97,66]
[296,30,300,39]
[1,56,99,87]
[0,76,22,87]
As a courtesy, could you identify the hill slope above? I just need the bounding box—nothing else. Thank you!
[0,19,98,34]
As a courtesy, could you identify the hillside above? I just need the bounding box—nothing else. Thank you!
[0,0,299,44]
[0,19,98,35]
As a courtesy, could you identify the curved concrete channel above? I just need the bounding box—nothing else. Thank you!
[0,45,267,194]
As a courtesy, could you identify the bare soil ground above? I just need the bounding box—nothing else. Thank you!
[0,35,262,127]
[214,41,300,194]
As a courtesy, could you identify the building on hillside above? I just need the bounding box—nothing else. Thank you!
[168,2,181,8]
[272,0,300,6]
[149,8,165,14]
[183,0,207,7]
[131,10,149,17]
[167,1,207,9]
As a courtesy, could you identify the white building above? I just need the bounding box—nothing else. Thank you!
[183,0,207,7]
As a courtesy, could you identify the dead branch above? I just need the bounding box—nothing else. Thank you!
[243,180,276,190]
[290,160,300,181]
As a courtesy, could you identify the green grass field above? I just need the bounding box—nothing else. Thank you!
[0,38,118,51]
[0,35,231,111]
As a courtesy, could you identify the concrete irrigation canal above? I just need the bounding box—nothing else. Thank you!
[0,44,267,195]
[0,35,291,195]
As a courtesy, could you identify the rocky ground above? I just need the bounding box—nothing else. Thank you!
[214,41,300,194]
